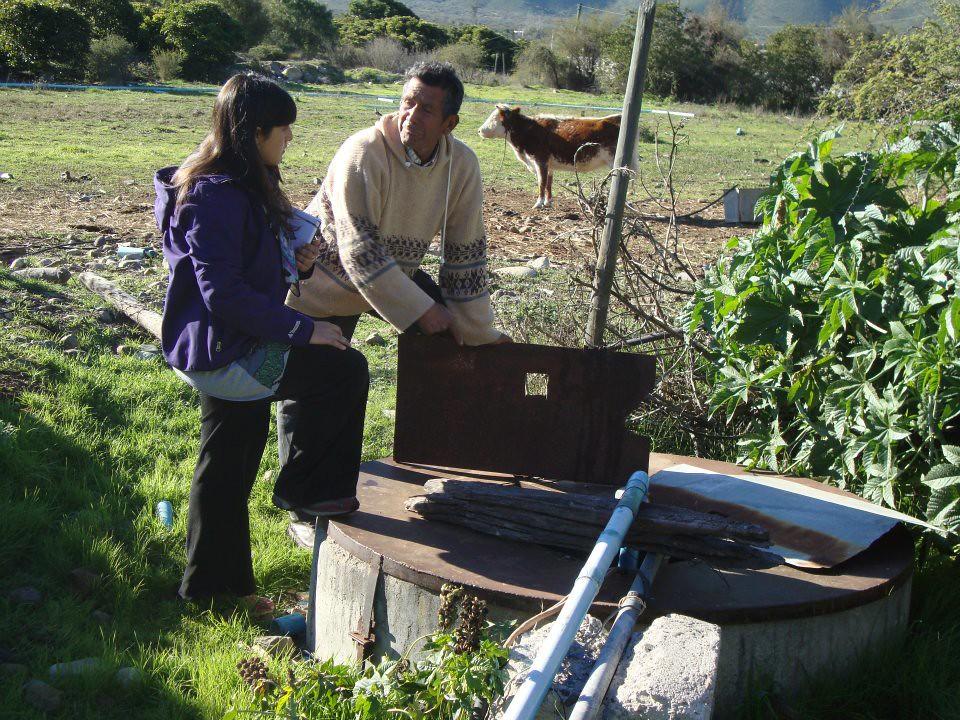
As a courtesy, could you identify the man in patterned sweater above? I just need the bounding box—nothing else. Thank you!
[288,61,508,346]
[279,62,508,516]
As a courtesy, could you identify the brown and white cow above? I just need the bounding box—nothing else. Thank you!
[478,104,637,208]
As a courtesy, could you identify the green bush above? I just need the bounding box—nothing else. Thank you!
[61,0,140,40]
[86,32,134,82]
[248,42,284,60]
[450,24,517,71]
[218,0,270,49]
[347,0,414,20]
[132,1,166,52]
[264,0,335,55]
[0,0,91,79]
[762,24,831,112]
[160,0,243,79]
[152,47,185,81]
[821,2,960,122]
[686,123,960,529]
[343,65,401,83]
[336,14,448,51]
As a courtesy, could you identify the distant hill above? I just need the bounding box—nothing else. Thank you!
[322,0,934,37]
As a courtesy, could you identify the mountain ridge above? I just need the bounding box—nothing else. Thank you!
[323,0,934,37]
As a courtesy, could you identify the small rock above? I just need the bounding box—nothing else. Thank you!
[502,209,518,217]
[736,127,746,136]
[282,66,304,82]
[561,212,581,221]
[118,260,141,271]
[0,172,13,181]
[495,266,537,280]
[23,679,62,713]
[68,567,99,597]
[364,331,388,347]
[49,657,103,678]
[115,344,134,355]
[253,635,297,657]
[122,179,137,186]
[64,348,80,357]
[94,235,112,248]
[39,258,55,267]
[78,194,91,202]
[135,344,160,360]
[0,663,27,677]
[261,469,273,483]
[753,158,770,164]
[8,586,42,606]
[95,307,118,323]
[527,256,550,271]
[9,257,29,270]
[13,267,70,284]
[115,666,141,688]
[517,223,532,234]
[381,408,396,420]
[313,177,322,185]
[59,334,78,350]
[60,170,74,182]
[91,610,112,625]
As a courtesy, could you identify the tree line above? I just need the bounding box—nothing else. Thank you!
[1,0,957,122]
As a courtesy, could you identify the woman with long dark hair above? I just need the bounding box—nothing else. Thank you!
[154,73,369,606]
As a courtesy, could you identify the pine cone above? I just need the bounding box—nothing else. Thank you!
[237,656,269,689]
[437,583,463,630]
[454,594,487,654]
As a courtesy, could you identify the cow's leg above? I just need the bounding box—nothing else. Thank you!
[545,171,554,207]
[533,161,548,209]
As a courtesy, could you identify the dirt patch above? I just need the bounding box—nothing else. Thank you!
[1,182,746,267]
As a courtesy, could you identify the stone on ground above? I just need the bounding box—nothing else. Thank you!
[23,679,62,713]
[364,331,388,347]
[13,267,70,284]
[253,635,298,657]
[495,266,537,280]
[8,586,43,605]
[603,614,720,720]
[115,666,142,688]
[9,257,29,270]
[527,256,550,271]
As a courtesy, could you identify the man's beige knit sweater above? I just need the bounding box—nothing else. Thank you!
[287,113,501,345]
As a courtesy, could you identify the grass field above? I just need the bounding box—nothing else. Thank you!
[0,81,955,720]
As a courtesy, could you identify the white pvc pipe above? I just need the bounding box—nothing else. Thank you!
[568,552,663,720]
[502,471,650,720]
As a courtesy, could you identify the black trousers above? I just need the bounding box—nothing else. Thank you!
[179,343,369,600]
[276,269,443,470]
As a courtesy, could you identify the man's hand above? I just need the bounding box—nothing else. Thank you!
[295,238,321,273]
[309,321,350,349]
[416,302,463,345]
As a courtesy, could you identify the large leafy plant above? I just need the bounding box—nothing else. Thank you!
[686,122,960,531]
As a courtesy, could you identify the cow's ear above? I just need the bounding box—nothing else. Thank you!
[512,106,521,114]
[496,104,509,115]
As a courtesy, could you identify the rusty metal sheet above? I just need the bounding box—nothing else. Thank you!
[393,336,654,485]
[650,462,934,569]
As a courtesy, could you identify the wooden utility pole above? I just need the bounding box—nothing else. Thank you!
[584,0,657,348]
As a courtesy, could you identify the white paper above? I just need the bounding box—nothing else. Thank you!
[289,208,321,250]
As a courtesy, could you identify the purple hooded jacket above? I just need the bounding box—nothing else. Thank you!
[154,166,314,371]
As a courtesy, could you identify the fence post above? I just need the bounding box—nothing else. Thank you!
[584,0,657,348]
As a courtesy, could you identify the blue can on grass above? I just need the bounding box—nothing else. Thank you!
[156,500,173,528]
[270,613,307,637]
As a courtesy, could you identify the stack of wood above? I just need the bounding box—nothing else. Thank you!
[406,479,781,567]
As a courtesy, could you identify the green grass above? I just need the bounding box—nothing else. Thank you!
[0,81,875,208]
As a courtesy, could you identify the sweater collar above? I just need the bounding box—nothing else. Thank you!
[377,112,450,171]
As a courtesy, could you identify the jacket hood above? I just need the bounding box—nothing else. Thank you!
[375,112,452,171]
[153,167,236,232]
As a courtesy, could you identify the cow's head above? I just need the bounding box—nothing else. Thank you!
[478,104,520,139]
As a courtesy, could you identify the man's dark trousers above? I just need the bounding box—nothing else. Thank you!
[276,269,443,476]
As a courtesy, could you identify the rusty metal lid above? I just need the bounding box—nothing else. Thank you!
[326,456,913,623]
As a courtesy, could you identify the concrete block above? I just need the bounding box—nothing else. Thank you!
[494,615,607,719]
[604,614,721,720]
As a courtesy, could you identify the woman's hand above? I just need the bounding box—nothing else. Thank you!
[310,321,350,349]
[296,238,321,273]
